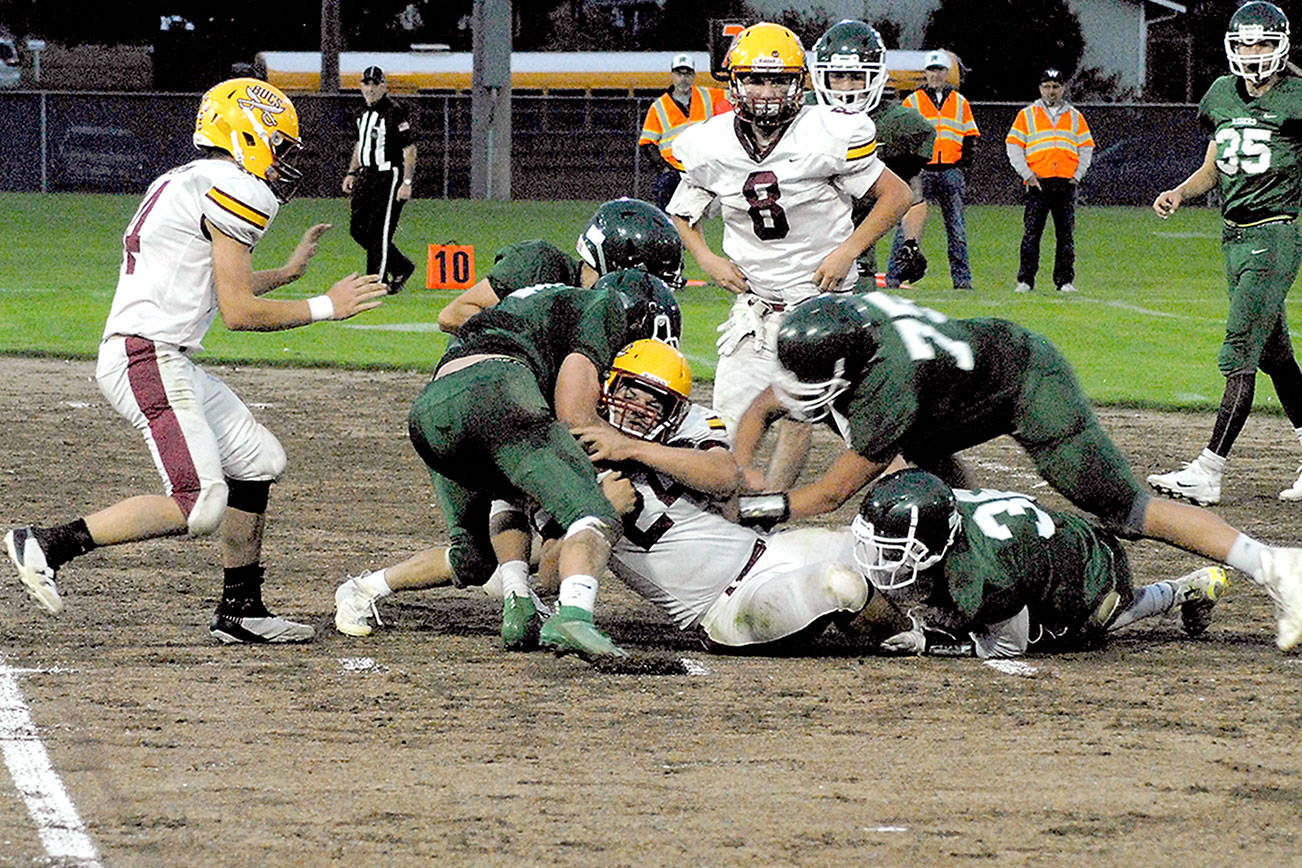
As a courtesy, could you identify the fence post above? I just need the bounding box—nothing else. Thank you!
[631,100,640,200]
[39,92,47,193]
[442,96,450,199]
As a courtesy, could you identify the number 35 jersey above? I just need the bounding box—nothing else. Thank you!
[103,159,279,350]
[666,106,885,305]
[1199,74,1302,224]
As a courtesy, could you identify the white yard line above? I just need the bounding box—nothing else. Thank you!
[0,661,100,866]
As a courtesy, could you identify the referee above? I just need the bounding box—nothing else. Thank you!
[342,66,417,294]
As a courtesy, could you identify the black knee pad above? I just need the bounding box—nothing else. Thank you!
[225,478,272,514]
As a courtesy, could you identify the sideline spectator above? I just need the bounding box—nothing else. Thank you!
[1006,68,1094,293]
[638,54,731,211]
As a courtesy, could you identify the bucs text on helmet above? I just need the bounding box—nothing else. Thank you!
[577,198,686,290]
[725,22,808,130]
[852,468,961,592]
[809,19,890,113]
[601,339,692,442]
[1225,1,1291,84]
[772,293,879,422]
[593,268,683,346]
[194,77,304,201]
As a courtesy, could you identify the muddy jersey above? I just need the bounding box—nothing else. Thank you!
[1199,74,1302,223]
[440,284,631,402]
[832,292,1033,463]
[923,488,1128,635]
[485,240,584,301]
[609,404,761,628]
[667,105,885,305]
[102,159,278,349]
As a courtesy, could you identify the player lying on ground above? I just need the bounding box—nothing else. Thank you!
[848,469,1228,658]
[437,198,684,334]
[731,291,1302,651]
[5,78,387,644]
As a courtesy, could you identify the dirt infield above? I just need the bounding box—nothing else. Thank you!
[1,356,1300,866]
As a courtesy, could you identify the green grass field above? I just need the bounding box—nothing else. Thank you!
[0,191,1285,410]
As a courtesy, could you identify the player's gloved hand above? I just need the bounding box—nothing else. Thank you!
[894,239,927,284]
[737,492,789,531]
[716,298,762,355]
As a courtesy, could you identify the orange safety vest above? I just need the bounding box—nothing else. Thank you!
[1005,103,1095,179]
[902,87,979,166]
[639,86,731,159]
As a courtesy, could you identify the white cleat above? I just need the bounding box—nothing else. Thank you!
[4,527,64,615]
[1259,548,1302,651]
[1014,281,1032,293]
[1057,283,1078,293]
[1278,465,1302,502]
[1147,456,1222,506]
[334,574,383,637]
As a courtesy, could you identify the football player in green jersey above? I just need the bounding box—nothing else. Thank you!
[807,19,936,291]
[733,291,1302,651]
[436,198,684,334]
[1150,1,1302,507]
[848,469,1228,658]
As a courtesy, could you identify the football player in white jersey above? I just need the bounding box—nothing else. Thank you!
[664,22,911,491]
[4,78,387,644]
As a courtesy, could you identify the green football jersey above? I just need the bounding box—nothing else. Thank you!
[834,293,1033,463]
[444,285,630,400]
[802,93,935,177]
[485,239,584,301]
[935,488,1129,633]
[1199,74,1302,222]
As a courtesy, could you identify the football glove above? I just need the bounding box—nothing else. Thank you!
[894,239,927,284]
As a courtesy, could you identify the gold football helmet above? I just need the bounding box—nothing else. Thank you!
[602,339,692,442]
[726,23,807,129]
[194,77,304,201]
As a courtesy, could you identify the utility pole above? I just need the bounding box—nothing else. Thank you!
[321,0,341,93]
[471,0,511,199]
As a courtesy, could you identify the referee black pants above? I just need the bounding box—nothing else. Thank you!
[349,167,413,282]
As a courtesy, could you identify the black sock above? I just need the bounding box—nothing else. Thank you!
[32,520,96,570]
[1207,371,1255,457]
[219,564,269,616]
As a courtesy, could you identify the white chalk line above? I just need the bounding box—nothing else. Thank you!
[0,660,100,866]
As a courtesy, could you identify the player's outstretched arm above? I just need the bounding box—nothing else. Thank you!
[732,386,787,488]
[1154,140,1218,219]
[251,223,332,295]
[787,448,888,520]
[573,425,740,497]
[554,353,605,428]
[437,278,500,334]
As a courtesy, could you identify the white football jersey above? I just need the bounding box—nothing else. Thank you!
[667,105,884,305]
[610,403,764,629]
[102,158,279,350]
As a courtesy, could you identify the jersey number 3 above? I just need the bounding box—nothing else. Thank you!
[742,171,790,240]
[1215,127,1272,175]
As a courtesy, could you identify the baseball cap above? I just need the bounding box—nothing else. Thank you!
[1041,67,1064,83]
[923,50,951,71]
[361,65,385,83]
[671,53,695,72]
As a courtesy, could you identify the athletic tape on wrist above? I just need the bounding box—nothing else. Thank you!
[308,295,335,322]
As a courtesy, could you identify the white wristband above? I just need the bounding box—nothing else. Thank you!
[307,295,335,322]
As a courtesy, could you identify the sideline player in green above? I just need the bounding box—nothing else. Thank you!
[436,198,684,334]
[731,291,1302,651]
[406,270,680,658]
[1150,1,1302,506]
[849,468,1228,658]
[806,19,936,291]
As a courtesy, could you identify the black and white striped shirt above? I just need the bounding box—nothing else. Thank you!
[355,96,413,171]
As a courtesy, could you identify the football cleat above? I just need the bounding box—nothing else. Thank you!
[1174,566,1229,637]
[1057,283,1078,293]
[539,606,628,659]
[1278,465,1302,501]
[501,592,541,651]
[1014,282,1032,293]
[334,574,384,637]
[211,611,315,644]
[4,527,64,615]
[387,261,415,295]
[1147,456,1222,506]
[1259,548,1302,651]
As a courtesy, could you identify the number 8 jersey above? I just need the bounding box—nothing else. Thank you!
[667,105,885,305]
[1199,73,1302,224]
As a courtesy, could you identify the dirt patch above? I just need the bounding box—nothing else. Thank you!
[2,357,1301,865]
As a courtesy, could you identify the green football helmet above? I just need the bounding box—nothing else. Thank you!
[593,268,682,346]
[1226,1,1290,83]
[773,293,879,422]
[851,469,961,592]
[808,19,889,113]
[577,198,685,290]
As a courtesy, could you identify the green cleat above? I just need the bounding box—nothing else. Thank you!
[501,592,541,651]
[539,606,628,659]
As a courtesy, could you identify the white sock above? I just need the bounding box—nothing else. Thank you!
[359,569,392,598]
[1110,582,1176,630]
[498,560,530,599]
[1226,534,1268,586]
[558,574,598,612]
[1198,448,1226,473]
[1294,426,1302,448]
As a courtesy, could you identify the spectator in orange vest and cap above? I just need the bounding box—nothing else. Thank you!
[1007,67,1095,294]
[638,53,731,211]
[898,49,980,290]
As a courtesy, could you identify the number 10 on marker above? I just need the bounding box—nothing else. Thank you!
[426,244,476,289]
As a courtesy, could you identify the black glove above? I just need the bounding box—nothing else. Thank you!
[894,239,927,284]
